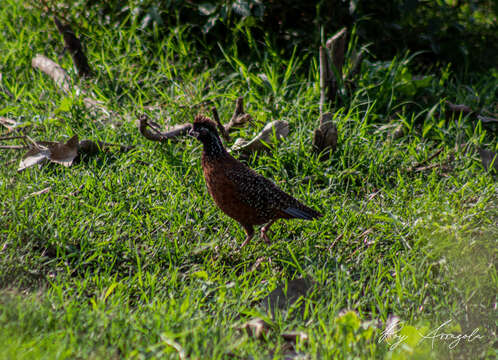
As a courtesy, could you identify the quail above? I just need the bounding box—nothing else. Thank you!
[190,115,322,247]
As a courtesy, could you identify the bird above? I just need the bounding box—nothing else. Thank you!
[189,114,322,248]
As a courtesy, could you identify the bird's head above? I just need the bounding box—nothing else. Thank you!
[189,115,219,141]
[190,115,225,155]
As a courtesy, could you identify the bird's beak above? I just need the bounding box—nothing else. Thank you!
[188,127,199,139]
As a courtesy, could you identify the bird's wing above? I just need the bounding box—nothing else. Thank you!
[224,159,322,220]
[225,162,300,212]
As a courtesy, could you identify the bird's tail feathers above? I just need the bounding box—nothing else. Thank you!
[283,207,322,220]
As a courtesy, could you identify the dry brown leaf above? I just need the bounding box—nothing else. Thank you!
[231,120,289,153]
[18,135,78,171]
[48,135,79,166]
[18,146,50,172]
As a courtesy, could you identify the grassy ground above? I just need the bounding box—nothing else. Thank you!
[1,2,496,359]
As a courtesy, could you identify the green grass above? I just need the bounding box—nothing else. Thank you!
[1,2,497,359]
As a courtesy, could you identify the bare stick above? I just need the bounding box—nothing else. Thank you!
[225,97,252,131]
[54,16,92,78]
[211,106,230,142]
[0,145,26,150]
[138,114,191,143]
[319,46,328,116]
[407,147,443,172]
[325,27,347,103]
[326,27,347,76]
[232,97,244,119]
[32,54,72,94]
[32,54,113,117]
[445,101,473,115]
[348,48,364,80]
[0,135,25,141]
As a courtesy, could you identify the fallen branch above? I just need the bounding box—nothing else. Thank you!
[477,115,498,124]
[211,106,230,142]
[54,16,92,78]
[231,120,289,153]
[32,54,73,94]
[225,96,253,131]
[407,147,443,172]
[138,97,253,144]
[138,114,191,143]
[32,54,113,117]
[0,135,25,141]
[0,145,26,150]
[445,101,473,115]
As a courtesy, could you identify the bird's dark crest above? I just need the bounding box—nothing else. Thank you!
[193,115,218,133]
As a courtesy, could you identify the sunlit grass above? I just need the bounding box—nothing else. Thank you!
[0,2,496,359]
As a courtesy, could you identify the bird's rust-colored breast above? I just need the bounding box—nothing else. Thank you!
[202,156,270,225]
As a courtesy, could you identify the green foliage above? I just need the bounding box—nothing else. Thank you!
[38,0,498,69]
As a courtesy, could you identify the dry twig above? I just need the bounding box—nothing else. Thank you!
[138,114,192,143]
[54,16,92,78]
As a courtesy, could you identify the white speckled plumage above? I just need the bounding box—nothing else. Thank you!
[190,115,322,247]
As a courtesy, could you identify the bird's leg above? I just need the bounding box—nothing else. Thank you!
[261,219,276,244]
[240,224,254,248]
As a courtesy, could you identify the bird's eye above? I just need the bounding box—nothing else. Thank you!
[199,127,208,135]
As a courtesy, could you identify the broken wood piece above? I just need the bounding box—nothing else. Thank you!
[54,16,92,78]
[138,114,192,143]
[0,145,27,150]
[325,27,347,102]
[326,27,347,77]
[32,54,73,94]
[211,106,230,142]
[32,54,113,117]
[407,147,443,172]
[230,120,289,153]
[312,112,338,160]
[445,101,473,116]
[225,96,252,131]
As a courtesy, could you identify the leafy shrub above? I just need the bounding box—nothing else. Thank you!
[42,0,497,69]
